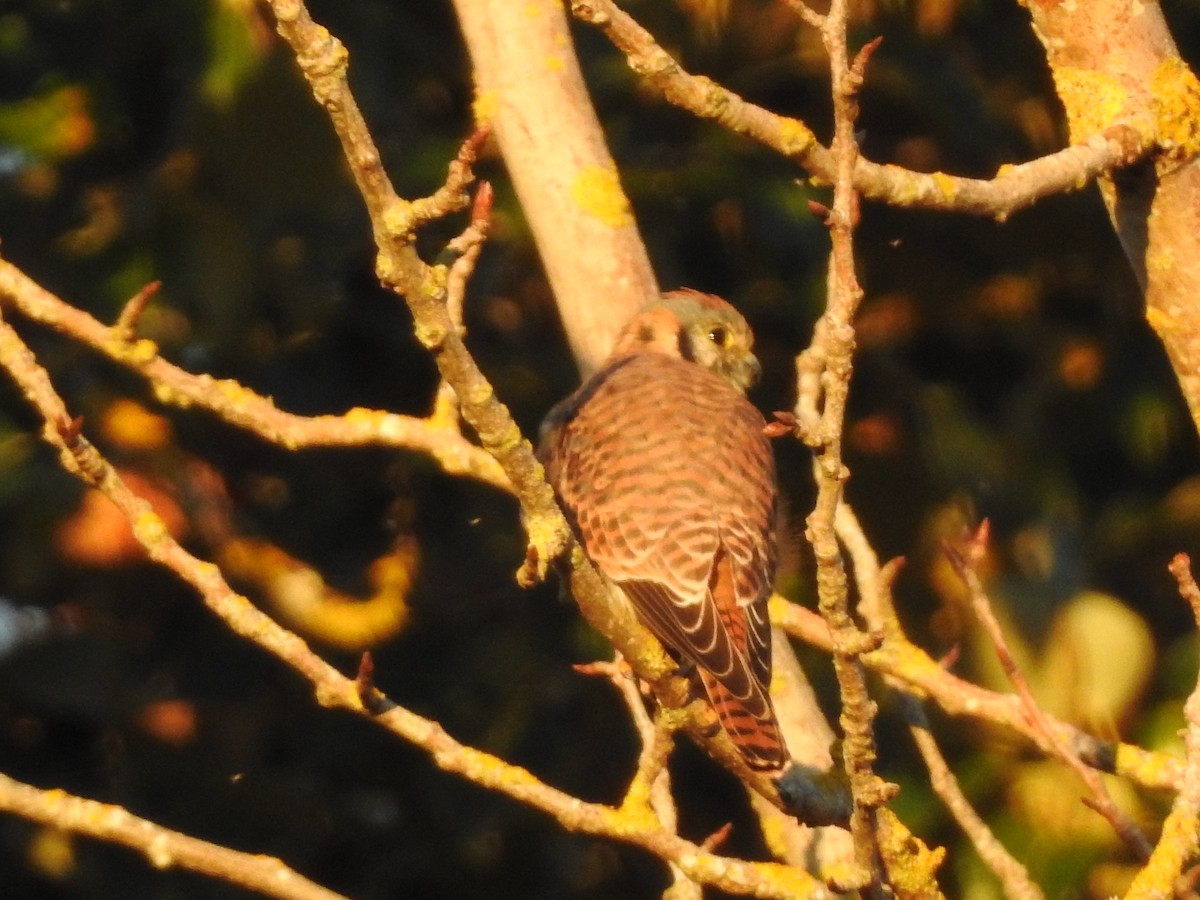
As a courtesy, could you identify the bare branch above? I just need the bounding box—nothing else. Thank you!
[570,0,1152,222]
[8,1,1199,896]
[780,0,825,30]
[1125,554,1200,897]
[792,1,893,888]
[602,660,699,900]
[433,180,495,426]
[1022,0,1200,434]
[881,561,1035,896]
[0,259,510,492]
[0,772,348,900]
[947,522,1152,860]
[0,772,345,900]
[444,180,494,326]
[834,499,883,629]
[901,696,1044,900]
[452,0,658,374]
[772,595,1184,792]
[112,279,161,343]
[407,126,491,232]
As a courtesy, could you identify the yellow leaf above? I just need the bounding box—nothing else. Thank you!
[1035,591,1154,730]
[27,827,75,880]
[100,398,173,452]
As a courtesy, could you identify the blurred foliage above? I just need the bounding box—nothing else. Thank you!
[0,0,1199,897]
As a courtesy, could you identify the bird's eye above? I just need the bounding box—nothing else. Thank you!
[708,326,728,347]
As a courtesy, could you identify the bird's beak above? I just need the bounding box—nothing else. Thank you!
[739,353,762,391]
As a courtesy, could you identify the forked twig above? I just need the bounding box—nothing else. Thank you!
[569,0,1151,221]
[433,180,496,426]
[789,0,895,889]
[901,695,1044,900]
[1125,555,1200,897]
[603,659,700,900]
[947,521,1151,860]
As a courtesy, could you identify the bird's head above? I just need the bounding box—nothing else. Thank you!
[613,289,762,393]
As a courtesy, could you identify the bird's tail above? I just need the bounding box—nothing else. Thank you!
[697,667,789,774]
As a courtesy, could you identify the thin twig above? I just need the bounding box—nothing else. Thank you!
[432,180,494,426]
[901,696,1044,900]
[792,1,891,888]
[407,127,491,232]
[602,659,699,900]
[1125,554,1200,897]
[0,259,510,492]
[0,772,346,900]
[615,677,680,826]
[577,658,681,827]
[444,179,493,328]
[569,0,1151,222]
[771,595,1185,792]
[947,522,1152,861]
[873,559,1036,896]
[779,0,825,29]
[354,651,384,713]
[112,280,161,342]
[833,499,883,630]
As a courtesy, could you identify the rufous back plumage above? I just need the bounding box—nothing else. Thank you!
[540,290,789,774]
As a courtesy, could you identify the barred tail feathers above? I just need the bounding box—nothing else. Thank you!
[697,667,788,774]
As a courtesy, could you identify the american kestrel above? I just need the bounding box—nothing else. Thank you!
[540,289,789,774]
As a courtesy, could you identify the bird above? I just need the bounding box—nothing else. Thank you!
[539,289,790,775]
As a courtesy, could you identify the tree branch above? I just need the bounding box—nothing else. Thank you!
[588,659,700,899]
[0,260,510,492]
[1125,554,1200,897]
[790,4,893,890]
[1022,0,1200,435]
[901,696,1043,900]
[263,0,571,592]
[946,523,1151,859]
[452,0,658,375]
[5,0,1198,896]
[772,595,1184,793]
[0,772,345,900]
[569,0,1151,222]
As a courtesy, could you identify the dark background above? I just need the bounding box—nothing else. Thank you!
[1,0,1199,896]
